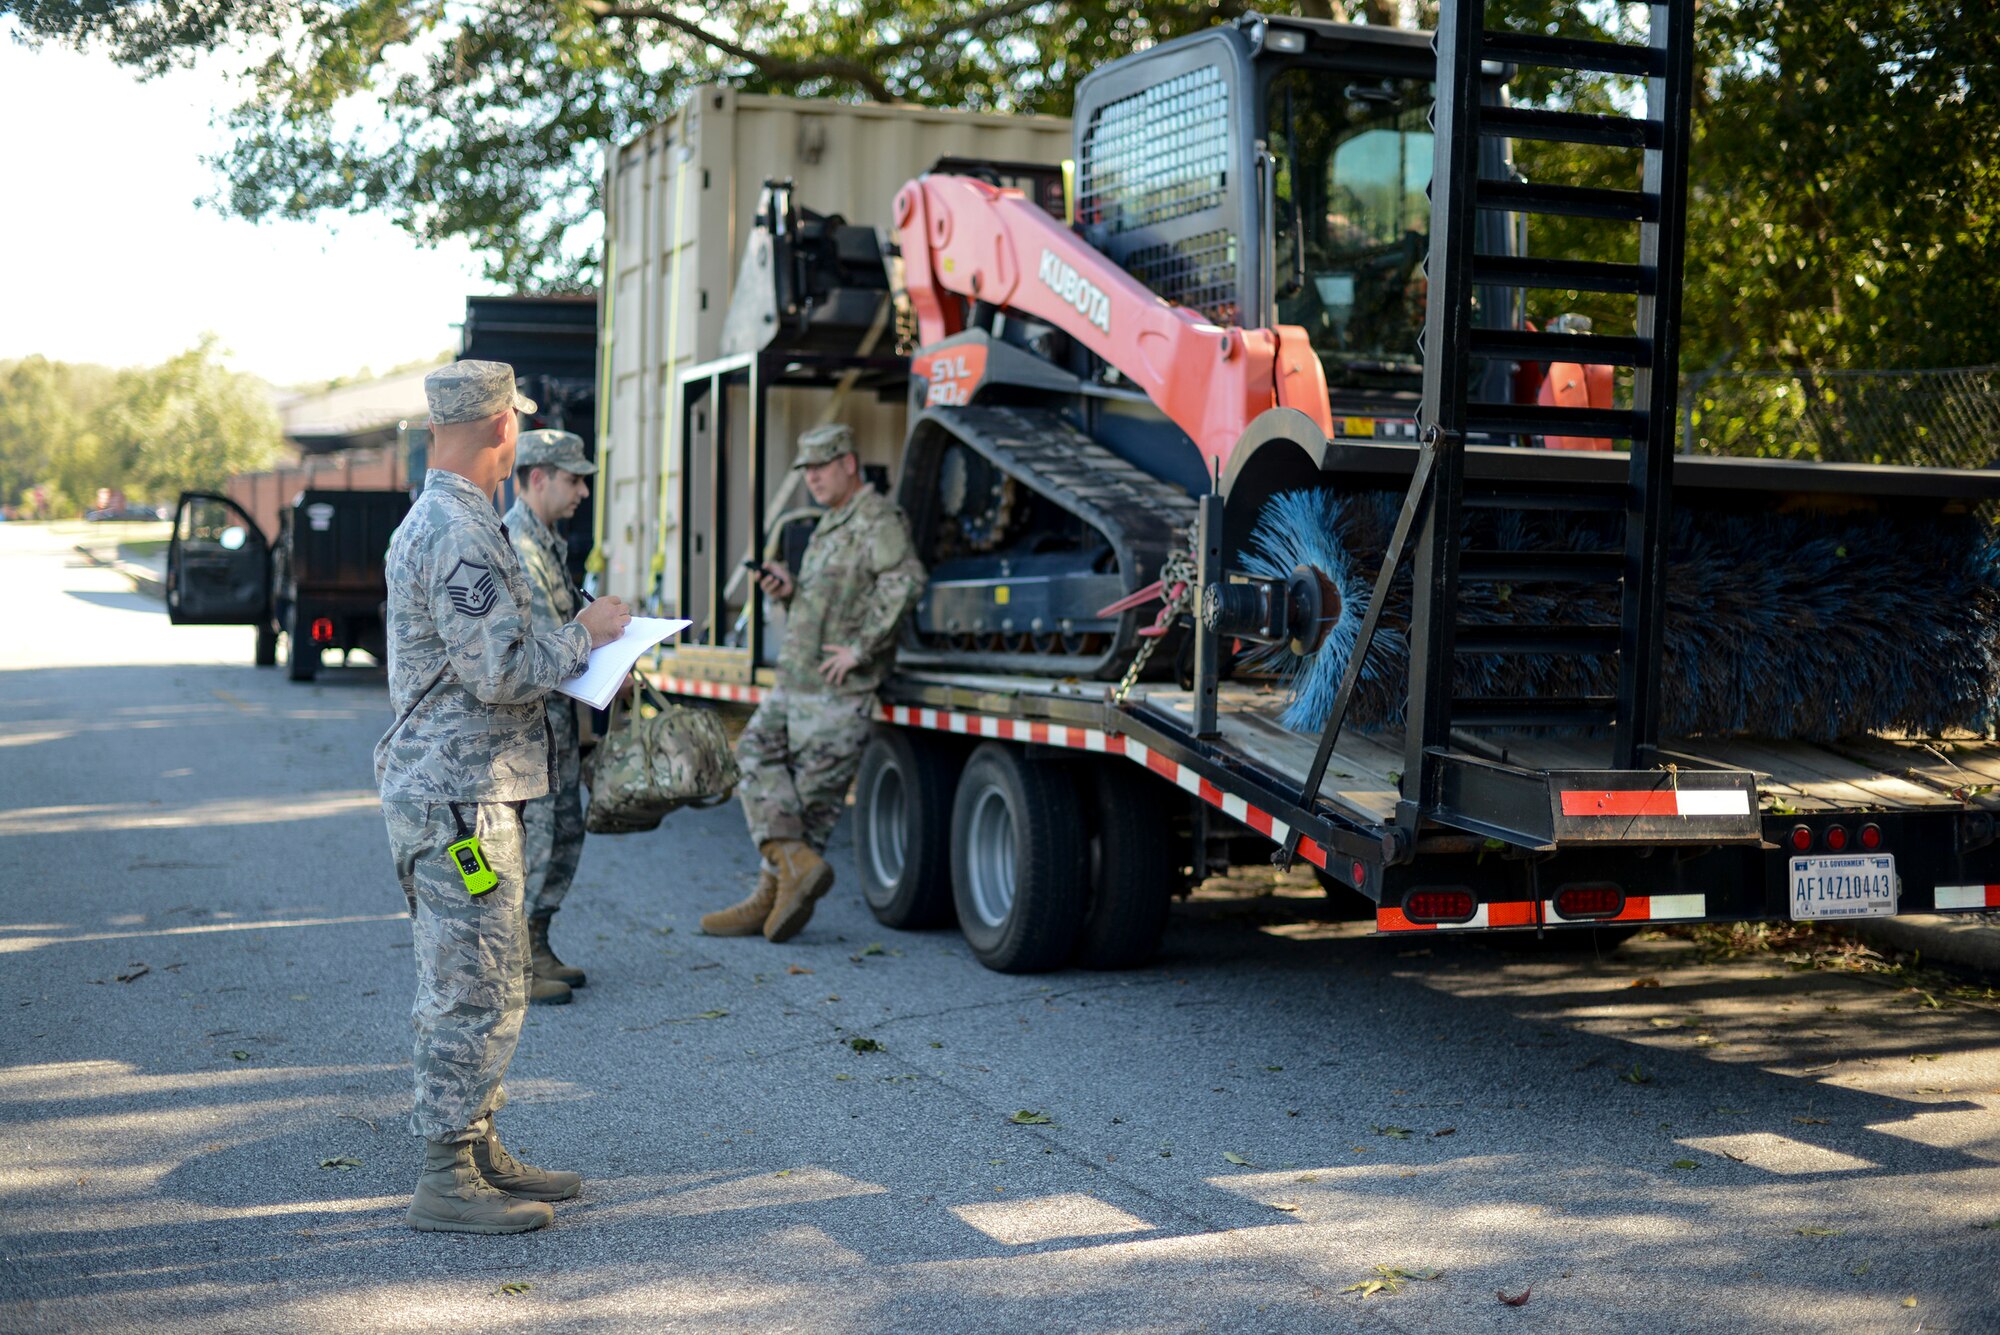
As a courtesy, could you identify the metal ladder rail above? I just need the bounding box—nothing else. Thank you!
[1401,0,1700,838]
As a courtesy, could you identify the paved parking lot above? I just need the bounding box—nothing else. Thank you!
[4,522,1998,1334]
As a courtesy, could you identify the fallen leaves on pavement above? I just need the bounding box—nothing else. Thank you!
[1341,1265,1442,1299]
[1497,1288,1532,1307]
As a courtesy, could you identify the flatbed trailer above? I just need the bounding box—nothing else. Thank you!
[650,643,2000,948]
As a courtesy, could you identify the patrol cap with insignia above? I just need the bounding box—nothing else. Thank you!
[515,429,597,476]
[792,422,856,470]
[424,359,536,425]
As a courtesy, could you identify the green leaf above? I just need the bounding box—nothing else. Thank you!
[1010,1110,1051,1125]
[695,1010,728,1020]
[1671,1159,1699,1170]
[319,1156,363,1170]
[230,1051,250,1061]
[1372,1125,1413,1139]
[1222,1151,1255,1166]
[861,943,885,956]
[495,1281,533,1296]
[1795,1226,1839,1237]
[847,1036,883,1053]
[1620,1063,1653,1085]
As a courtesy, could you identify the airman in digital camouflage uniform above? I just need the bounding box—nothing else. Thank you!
[503,429,597,1006]
[377,360,630,1235]
[701,423,926,943]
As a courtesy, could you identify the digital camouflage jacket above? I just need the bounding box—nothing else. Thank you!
[375,470,591,802]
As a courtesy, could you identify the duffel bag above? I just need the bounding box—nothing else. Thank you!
[583,681,740,834]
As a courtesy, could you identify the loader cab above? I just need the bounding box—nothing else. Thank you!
[1071,14,1515,406]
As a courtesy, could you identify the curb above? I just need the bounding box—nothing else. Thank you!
[1850,915,2000,980]
[74,544,165,600]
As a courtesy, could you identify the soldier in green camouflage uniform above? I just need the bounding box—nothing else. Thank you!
[503,429,596,1005]
[701,423,926,943]
[377,361,630,1234]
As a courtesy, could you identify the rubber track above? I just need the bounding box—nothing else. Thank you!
[902,404,1199,679]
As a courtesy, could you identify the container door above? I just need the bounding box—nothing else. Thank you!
[167,492,270,625]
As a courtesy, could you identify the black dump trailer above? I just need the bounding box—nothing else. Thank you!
[166,487,411,681]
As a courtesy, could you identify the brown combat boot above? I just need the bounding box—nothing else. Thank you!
[471,1118,582,1202]
[528,912,586,988]
[761,839,834,943]
[529,973,573,1006]
[700,866,777,936]
[406,1138,554,1234]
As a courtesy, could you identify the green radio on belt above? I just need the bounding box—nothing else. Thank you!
[447,836,498,896]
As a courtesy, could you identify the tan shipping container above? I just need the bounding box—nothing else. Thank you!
[598,86,1070,618]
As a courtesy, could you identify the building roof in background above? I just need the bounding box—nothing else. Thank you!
[278,363,444,452]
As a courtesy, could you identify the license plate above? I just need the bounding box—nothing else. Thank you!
[1788,853,1898,921]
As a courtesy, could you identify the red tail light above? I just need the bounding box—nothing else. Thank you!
[1554,883,1626,919]
[311,617,335,643]
[1405,890,1475,923]
[1824,824,1849,852]
[1789,825,1813,852]
[1351,860,1368,889]
[1858,823,1883,851]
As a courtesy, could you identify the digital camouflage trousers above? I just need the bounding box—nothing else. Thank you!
[736,686,876,852]
[383,798,529,1142]
[521,698,583,918]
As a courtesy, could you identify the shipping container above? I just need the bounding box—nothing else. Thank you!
[597,86,1070,609]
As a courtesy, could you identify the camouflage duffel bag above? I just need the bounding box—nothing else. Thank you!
[583,681,740,834]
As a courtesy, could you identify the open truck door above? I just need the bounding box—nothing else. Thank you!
[167,492,277,664]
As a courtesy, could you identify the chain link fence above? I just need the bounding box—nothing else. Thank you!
[1679,365,2000,469]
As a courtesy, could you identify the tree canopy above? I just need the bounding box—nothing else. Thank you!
[0,341,283,514]
[7,0,1997,375]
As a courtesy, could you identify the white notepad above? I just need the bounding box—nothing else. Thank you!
[555,617,692,710]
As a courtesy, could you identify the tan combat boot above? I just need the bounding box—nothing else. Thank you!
[528,912,587,988]
[700,866,777,936]
[762,839,834,943]
[471,1118,582,1201]
[529,973,573,1006]
[407,1138,554,1234]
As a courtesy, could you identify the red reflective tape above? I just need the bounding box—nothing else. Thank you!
[1296,838,1328,870]
[1241,807,1274,838]
[1376,907,1432,932]
[1561,790,1680,817]
[1197,778,1224,806]
[1144,751,1178,782]
[1615,895,1652,922]
[1487,901,1537,928]
[1028,723,1049,745]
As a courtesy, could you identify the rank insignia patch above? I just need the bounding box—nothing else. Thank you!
[444,559,500,617]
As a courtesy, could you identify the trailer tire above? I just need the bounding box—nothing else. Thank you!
[949,742,1086,973]
[855,728,961,930]
[1073,762,1175,969]
[254,621,278,668]
[285,604,319,683]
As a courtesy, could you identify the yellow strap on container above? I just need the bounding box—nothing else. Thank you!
[648,115,693,604]
[586,237,615,578]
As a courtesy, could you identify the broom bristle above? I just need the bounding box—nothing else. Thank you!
[1238,487,2000,741]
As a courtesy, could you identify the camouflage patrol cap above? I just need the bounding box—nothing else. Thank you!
[792,423,856,469]
[424,360,536,425]
[515,429,596,475]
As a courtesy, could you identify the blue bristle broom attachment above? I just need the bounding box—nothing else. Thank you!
[1235,487,2000,741]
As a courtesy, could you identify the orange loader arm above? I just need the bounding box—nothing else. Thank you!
[895,174,1333,481]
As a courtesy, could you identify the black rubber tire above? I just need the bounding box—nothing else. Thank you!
[285,604,319,683]
[854,728,963,930]
[253,621,278,667]
[949,742,1086,973]
[1073,761,1176,969]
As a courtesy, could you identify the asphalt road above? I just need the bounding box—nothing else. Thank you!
[3,520,1998,1334]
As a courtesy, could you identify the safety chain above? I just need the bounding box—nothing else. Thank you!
[1112,546,1199,704]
